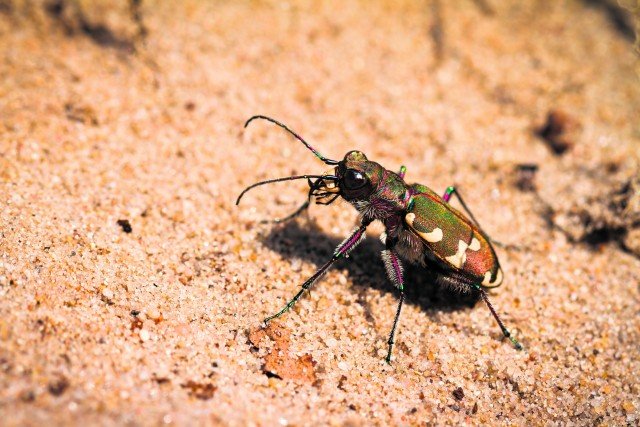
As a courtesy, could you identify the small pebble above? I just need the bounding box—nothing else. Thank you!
[452,387,465,401]
[325,337,338,348]
[514,163,539,192]
[139,329,150,342]
[622,401,635,413]
[147,308,162,322]
[536,109,580,155]
[117,219,132,233]
[101,288,114,303]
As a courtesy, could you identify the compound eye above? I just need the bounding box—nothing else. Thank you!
[344,169,367,189]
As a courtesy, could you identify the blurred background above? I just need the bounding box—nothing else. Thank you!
[1,1,639,425]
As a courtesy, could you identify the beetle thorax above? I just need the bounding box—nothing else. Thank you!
[331,151,412,221]
[347,170,412,221]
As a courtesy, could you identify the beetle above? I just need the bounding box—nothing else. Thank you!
[237,115,523,363]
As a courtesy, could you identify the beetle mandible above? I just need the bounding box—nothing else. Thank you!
[237,115,523,363]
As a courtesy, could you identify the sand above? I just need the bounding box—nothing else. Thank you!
[1,0,639,425]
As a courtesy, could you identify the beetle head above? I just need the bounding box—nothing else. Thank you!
[324,150,382,201]
[305,151,378,205]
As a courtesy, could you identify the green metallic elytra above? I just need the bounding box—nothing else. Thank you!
[405,192,503,287]
[237,116,523,364]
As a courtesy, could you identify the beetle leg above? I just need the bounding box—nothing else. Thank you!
[261,179,317,224]
[261,200,310,224]
[442,186,483,226]
[263,220,371,325]
[261,191,340,224]
[381,250,405,364]
[442,186,514,250]
[474,284,523,350]
[398,165,407,179]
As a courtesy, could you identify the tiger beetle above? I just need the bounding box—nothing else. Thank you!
[237,115,523,363]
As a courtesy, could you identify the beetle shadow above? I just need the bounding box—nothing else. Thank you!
[259,220,481,319]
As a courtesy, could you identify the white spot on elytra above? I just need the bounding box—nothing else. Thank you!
[482,272,492,285]
[445,240,468,268]
[482,268,504,286]
[405,213,416,225]
[420,227,443,243]
[468,237,481,251]
[405,213,443,243]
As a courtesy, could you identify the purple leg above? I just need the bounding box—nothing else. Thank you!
[264,220,371,324]
[381,250,405,363]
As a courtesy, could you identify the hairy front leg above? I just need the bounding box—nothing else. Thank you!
[381,249,406,363]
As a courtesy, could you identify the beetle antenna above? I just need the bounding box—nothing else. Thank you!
[236,175,337,205]
[245,115,339,165]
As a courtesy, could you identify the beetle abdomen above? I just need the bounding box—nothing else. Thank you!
[404,192,502,286]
